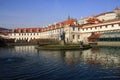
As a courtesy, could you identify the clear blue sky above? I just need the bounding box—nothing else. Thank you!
[0,0,120,29]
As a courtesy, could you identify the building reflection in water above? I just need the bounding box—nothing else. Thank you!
[63,47,120,68]
[14,46,37,54]
[3,45,119,69]
[63,50,82,68]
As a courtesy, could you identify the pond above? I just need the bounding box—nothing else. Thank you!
[0,46,120,80]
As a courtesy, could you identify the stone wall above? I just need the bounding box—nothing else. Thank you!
[98,42,120,46]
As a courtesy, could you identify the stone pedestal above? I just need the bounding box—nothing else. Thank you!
[59,40,65,45]
[80,45,83,48]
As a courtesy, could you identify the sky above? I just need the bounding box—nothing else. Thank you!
[0,0,120,29]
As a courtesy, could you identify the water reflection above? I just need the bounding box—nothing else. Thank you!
[2,46,118,68]
[14,46,37,54]
[82,47,120,68]
[0,46,120,80]
[63,50,81,68]
[62,47,120,68]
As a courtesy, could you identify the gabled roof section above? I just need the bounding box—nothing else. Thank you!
[88,33,102,39]
[114,7,120,10]
[82,20,120,29]
[58,19,76,25]
[42,18,76,31]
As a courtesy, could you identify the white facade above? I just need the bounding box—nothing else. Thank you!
[80,21,120,42]
[77,18,87,25]
[10,32,40,42]
[96,12,116,21]
[64,25,81,43]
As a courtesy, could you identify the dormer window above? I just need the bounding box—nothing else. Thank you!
[18,29,21,33]
[30,29,32,32]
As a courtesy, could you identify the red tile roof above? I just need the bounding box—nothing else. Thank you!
[114,7,120,10]
[13,19,76,33]
[32,28,41,32]
[59,19,75,25]
[0,31,9,35]
[14,28,43,33]
[86,17,102,24]
[82,20,120,29]
[88,33,102,42]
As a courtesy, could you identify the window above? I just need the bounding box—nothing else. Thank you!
[82,29,84,31]
[100,26,102,29]
[95,27,97,29]
[119,24,120,26]
[112,24,114,27]
[73,27,75,31]
[90,28,92,30]
[78,35,80,39]
[78,28,80,31]
[105,25,107,28]
[72,35,75,39]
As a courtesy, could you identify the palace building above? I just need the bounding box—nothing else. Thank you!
[10,19,77,43]
[9,7,120,45]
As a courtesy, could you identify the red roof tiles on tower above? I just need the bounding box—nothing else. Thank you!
[115,7,120,10]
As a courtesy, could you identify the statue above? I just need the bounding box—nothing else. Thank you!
[80,41,83,48]
[60,31,65,40]
[60,31,65,45]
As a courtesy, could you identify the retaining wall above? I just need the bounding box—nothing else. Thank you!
[98,42,120,46]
